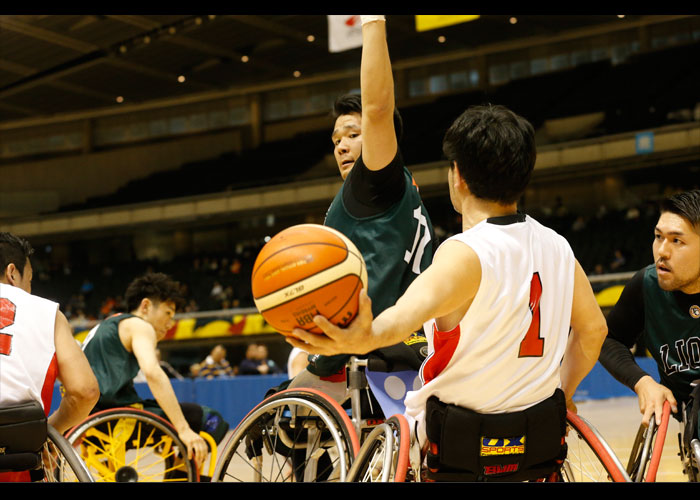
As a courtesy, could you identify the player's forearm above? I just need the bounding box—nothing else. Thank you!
[598,336,649,391]
[371,303,426,351]
[360,17,393,120]
[560,324,607,400]
[145,369,190,433]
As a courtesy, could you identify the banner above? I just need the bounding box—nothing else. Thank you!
[327,15,363,53]
[415,15,480,32]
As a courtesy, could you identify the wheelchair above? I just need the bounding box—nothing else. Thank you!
[0,400,93,482]
[212,356,410,482]
[561,409,631,482]
[64,406,218,482]
[624,392,700,482]
[213,356,631,482]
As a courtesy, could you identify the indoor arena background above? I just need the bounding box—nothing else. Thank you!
[1,14,698,480]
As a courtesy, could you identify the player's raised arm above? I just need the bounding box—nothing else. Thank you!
[359,15,397,172]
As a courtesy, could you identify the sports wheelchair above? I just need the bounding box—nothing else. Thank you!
[0,400,93,482]
[212,356,631,482]
[211,356,410,482]
[625,385,700,482]
[64,407,218,482]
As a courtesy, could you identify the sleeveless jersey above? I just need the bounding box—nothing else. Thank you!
[641,265,700,402]
[311,166,436,375]
[81,313,142,409]
[0,284,58,413]
[404,214,575,426]
[325,167,435,317]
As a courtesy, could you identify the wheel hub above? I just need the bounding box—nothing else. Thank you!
[115,465,139,482]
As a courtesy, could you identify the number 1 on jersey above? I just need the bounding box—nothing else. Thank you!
[519,272,543,357]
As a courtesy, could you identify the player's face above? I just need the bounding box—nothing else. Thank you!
[332,113,362,180]
[146,300,177,340]
[653,212,700,294]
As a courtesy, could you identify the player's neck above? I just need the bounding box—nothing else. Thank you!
[460,197,518,231]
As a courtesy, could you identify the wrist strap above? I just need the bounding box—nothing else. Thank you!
[361,15,386,25]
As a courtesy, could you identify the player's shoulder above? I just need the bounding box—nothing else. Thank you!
[0,283,58,309]
[118,315,156,338]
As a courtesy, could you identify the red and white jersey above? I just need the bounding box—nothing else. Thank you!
[0,283,59,414]
[404,214,575,431]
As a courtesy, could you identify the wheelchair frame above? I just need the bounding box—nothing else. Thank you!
[625,399,699,482]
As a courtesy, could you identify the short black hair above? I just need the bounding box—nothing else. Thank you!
[660,189,700,230]
[332,93,403,142]
[442,103,536,205]
[125,272,186,312]
[0,232,34,277]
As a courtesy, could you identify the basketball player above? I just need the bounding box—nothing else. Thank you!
[292,15,436,397]
[81,272,219,467]
[599,189,700,428]
[288,101,608,480]
[0,232,99,481]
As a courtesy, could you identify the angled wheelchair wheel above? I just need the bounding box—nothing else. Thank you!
[346,414,410,482]
[42,425,94,482]
[65,408,198,482]
[679,399,700,482]
[562,410,631,482]
[683,437,700,482]
[626,401,670,482]
[212,388,359,482]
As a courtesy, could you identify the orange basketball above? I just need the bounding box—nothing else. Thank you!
[251,224,367,336]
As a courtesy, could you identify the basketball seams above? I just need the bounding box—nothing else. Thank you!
[254,251,361,311]
[251,241,349,283]
[252,223,367,336]
[263,247,366,334]
[261,274,364,334]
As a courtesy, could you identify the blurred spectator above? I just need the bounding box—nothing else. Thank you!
[571,215,587,232]
[100,296,117,318]
[590,263,606,276]
[210,281,224,300]
[193,344,235,379]
[80,278,94,296]
[609,249,627,271]
[239,343,282,375]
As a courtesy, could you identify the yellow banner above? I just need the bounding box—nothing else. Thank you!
[595,285,625,308]
[415,15,480,32]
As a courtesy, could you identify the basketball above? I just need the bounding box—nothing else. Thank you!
[251,224,368,335]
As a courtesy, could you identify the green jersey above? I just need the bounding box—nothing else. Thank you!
[325,167,435,317]
[308,154,436,376]
[82,313,142,409]
[601,264,700,403]
[642,266,700,402]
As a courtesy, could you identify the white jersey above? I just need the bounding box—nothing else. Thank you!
[404,214,575,437]
[0,283,59,412]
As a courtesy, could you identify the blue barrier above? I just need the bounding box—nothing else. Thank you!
[51,359,661,430]
[51,374,288,431]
